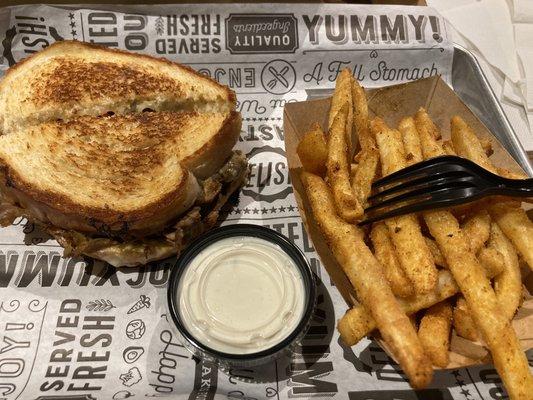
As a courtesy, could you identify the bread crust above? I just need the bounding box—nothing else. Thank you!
[0,164,200,236]
[182,111,243,179]
[0,111,241,236]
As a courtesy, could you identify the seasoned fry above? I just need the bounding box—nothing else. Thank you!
[477,246,505,277]
[453,238,518,330]
[398,117,423,166]
[310,72,531,396]
[462,210,490,254]
[418,125,533,398]
[480,137,494,156]
[350,163,358,186]
[409,314,418,330]
[297,122,328,175]
[338,264,501,346]
[489,202,533,271]
[449,117,533,272]
[326,104,364,223]
[370,222,414,298]
[372,117,438,294]
[453,297,479,342]
[353,148,379,206]
[451,116,497,173]
[418,301,452,368]
[371,118,405,177]
[329,69,354,153]
[414,108,445,159]
[424,210,533,399]
[497,167,528,180]
[491,223,523,322]
[302,171,433,389]
[425,237,447,267]
[351,77,374,151]
[452,116,529,179]
[456,226,515,341]
[442,140,456,156]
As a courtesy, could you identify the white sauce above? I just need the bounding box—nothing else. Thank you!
[177,236,306,354]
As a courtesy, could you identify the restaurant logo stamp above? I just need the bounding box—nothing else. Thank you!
[225,14,298,54]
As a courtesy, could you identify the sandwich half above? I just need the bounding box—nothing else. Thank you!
[0,41,247,267]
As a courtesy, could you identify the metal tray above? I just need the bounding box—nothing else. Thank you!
[452,44,533,176]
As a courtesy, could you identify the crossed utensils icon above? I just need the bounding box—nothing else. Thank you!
[261,60,296,94]
[266,65,290,90]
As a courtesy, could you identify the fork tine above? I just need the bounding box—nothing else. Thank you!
[372,155,462,189]
[366,180,475,214]
[360,188,475,226]
[368,171,471,203]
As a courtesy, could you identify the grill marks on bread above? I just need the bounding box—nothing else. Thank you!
[0,112,229,211]
[31,59,185,105]
[0,41,236,134]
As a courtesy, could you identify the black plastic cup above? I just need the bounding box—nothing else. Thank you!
[166,224,316,367]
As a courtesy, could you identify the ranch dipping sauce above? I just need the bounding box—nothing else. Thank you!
[167,225,315,367]
[178,236,305,354]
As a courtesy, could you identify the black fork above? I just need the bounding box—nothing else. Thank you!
[359,155,533,225]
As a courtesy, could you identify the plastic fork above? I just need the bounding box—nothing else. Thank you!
[359,155,533,225]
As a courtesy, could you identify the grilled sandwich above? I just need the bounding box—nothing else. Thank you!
[0,40,247,267]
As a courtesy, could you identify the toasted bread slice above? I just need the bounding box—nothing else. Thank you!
[0,111,241,236]
[0,40,235,134]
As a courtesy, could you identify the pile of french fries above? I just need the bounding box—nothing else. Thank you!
[297,69,533,398]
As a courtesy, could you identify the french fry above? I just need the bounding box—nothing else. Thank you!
[450,115,533,272]
[477,246,505,277]
[450,116,497,174]
[414,108,446,159]
[350,163,358,186]
[459,228,516,336]
[370,222,415,298]
[480,137,494,156]
[497,167,528,180]
[427,233,504,277]
[372,117,438,294]
[453,297,479,342]
[409,314,418,330]
[352,77,375,152]
[442,140,456,156]
[456,225,518,340]
[418,301,452,368]
[425,237,447,267]
[326,104,364,223]
[451,118,527,207]
[489,202,533,272]
[329,69,354,153]
[372,118,405,177]
[302,171,433,389]
[398,117,423,166]
[353,148,379,206]
[421,116,533,399]
[491,223,523,322]
[338,264,502,346]
[424,210,532,399]
[462,210,491,254]
[297,122,328,175]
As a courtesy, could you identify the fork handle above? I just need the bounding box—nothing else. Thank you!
[498,178,533,197]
